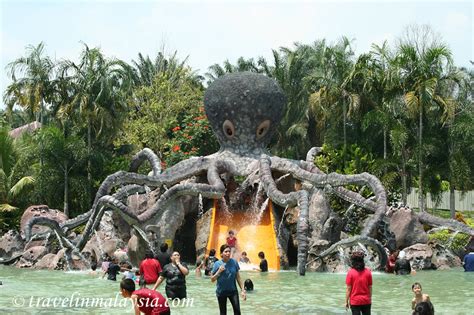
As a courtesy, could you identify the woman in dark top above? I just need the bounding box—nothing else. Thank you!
[152,251,189,299]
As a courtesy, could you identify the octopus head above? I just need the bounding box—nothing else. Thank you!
[204,72,286,155]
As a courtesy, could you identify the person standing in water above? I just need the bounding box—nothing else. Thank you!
[411,282,433,313]
[345,251,372,315]
[153,251,189,300]
[211,244,246,315]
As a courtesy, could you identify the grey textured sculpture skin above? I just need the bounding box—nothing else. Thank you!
[25,72,389,275]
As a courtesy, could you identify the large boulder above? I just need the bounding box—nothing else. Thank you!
[34,253,58,269]
[20,205,68,237]
[388,207,428,248]
[403,242,461,270]
[0,230,24,258]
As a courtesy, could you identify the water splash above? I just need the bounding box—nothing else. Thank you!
[42,232,50,248]
[277,205,289,239]
[275,173,290,184]
[447,230,460,248]
[133,225,155,255]
[94,230,105,258]
[251,182,263,212]
[54,230,71,271]
[250,197,269,225]
[220,197,232,219]
[198,194,203,218]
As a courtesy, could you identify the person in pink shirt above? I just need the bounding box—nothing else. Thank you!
[345,251,372,315]
[120,278,170,315]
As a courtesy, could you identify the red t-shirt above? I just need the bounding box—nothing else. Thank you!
[133,288,169,315]
[226,236,237,248]
[139,258,162,284]
[345,268,372,305]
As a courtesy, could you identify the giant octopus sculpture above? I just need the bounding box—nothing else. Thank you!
[26,72,395,275]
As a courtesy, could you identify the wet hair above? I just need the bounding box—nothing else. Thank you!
[350,251,365,271]
[91,263,97,271]
[145,250,154,259]
[244,279,254,291]
[220,244,231,254]
[258,251,265,259]
[412,282,422,290]
[120,278,136,293]
[209,249,216,256]
[413,301,434,315]
[241,251,247,256]
[160,243,168,253]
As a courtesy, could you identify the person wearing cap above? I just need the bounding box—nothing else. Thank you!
[345,251,373,315]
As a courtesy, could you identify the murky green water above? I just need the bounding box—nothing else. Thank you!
[0,265,472,314]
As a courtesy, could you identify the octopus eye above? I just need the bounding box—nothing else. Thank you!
[222,120,235,139]
[256,120,271,140]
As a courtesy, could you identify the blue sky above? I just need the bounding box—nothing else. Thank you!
[1,0,472,108]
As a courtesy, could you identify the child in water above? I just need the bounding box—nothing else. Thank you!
[411,282,433,312]
[226,230,237,257]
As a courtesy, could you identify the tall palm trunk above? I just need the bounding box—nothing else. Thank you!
[87,118,92,204]
[449,186,455,219]
[418,110,425,212]
[383,128,387,159]
[63,161,69,217]
[401,146,408,205]
[342,101,347,167]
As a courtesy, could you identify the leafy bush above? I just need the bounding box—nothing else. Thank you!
[428,229,471,251]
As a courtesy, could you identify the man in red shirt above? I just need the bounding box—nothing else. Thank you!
[120,278,170,315]
[140,251,162,285]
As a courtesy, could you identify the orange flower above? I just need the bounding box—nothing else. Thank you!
[172,145,180,152]
[172,126,181,132]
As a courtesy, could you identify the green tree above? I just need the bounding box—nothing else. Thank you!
[396,25,456,211]
[117,73,215,164]
[308,37,359,162]
[0,128,35,232]
[58,44,132,200]
[3,42,54,125]
[37,126,88,216]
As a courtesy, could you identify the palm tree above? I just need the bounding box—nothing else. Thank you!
[131,51,202,88]
[396,32,455,211]
[37,126,87,216]
[206,57,261,84]
[439,66,473,217]
[3,42,54,125]
[308,37,359,162]
[58,43,132,201]
[0,127,35,212]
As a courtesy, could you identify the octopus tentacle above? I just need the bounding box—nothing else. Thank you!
[260,155,310,276]
[138,160,235,222]
[305,147,323,163]
[270,157,387,237]
[129,148,161,176]
[308,235,388,270]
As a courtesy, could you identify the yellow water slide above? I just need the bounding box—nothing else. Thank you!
[205,200,280,270]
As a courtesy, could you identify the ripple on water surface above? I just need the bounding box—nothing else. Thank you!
[0,266,473,314]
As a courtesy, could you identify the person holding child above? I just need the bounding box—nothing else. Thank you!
[411,282,434,314]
